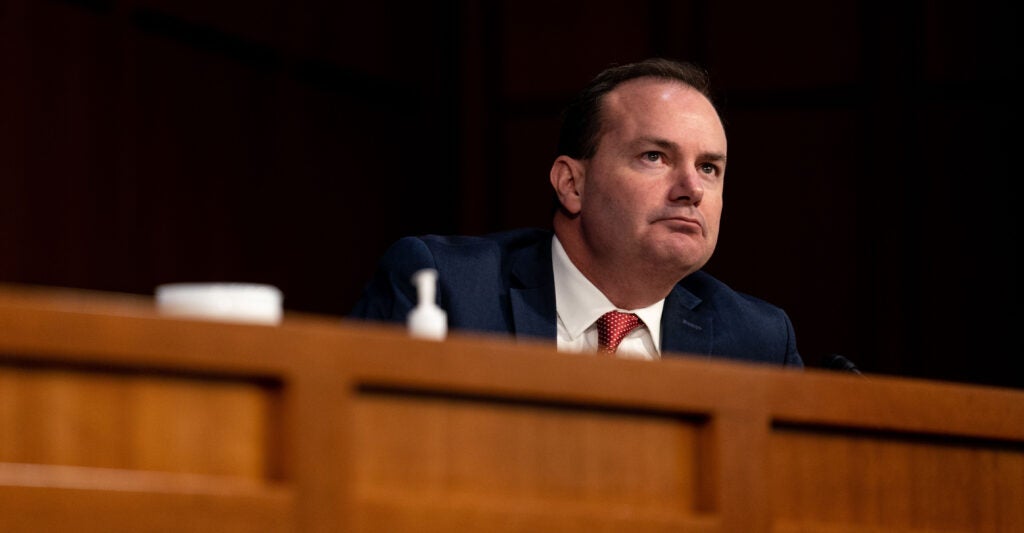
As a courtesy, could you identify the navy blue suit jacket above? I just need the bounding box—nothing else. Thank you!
[351,228,802,367]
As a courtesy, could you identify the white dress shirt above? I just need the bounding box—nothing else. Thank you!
[551,236,664,360]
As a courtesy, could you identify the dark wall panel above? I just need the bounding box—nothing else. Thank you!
[708,107,862,371]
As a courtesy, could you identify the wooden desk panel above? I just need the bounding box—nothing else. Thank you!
[1,283,1022,532]
[349,388,710,532]
[770,425,1024,532]
[0,363,280,478]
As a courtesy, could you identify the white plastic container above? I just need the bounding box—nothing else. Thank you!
[407,269,447,340]
[155,282,283,325]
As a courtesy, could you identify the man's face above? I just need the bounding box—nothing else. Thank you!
[575,78,727,280]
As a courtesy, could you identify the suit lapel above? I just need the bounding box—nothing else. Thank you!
[508,235,557,340]
[661,284,712,356]
[510,287,556,339]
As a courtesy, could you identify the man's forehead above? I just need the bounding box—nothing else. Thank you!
[600,80,719,132]
[599,80,725,138]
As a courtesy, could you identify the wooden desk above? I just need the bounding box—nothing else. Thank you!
[1,284,1021,532]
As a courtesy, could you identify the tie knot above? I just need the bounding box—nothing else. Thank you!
[596,311,642,354]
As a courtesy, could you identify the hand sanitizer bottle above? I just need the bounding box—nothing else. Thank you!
[408,268,447,340]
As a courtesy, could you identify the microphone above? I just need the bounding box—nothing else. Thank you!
[824,354,864,376]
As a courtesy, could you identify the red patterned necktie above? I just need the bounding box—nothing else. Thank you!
[596,311,642,354]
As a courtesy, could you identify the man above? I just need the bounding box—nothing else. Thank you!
[351,58,802,367]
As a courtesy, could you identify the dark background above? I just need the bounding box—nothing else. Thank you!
[2,1,1020,388]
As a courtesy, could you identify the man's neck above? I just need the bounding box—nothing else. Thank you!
[553,226,677,310]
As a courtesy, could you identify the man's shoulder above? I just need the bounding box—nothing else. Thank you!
[384,228,552,276]
[416,228,552,250]
[679,270,785,315]
[672,271,800,366]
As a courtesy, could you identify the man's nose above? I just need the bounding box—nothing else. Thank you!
[670,166,704,206]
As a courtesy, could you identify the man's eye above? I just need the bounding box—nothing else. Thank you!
[642,152,662,162]
[700,163,718,174]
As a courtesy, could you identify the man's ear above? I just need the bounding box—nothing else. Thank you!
[549,155,584,215]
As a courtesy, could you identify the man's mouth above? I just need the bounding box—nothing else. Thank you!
[655,216,704,235]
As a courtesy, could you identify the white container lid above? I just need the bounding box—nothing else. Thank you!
[155,282,283,325]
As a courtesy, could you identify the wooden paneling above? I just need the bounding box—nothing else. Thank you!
[2,255,1023,531]
[0,481,294,533]
[350,390,705,515]
[770,427,1024,532]
[0,365,279,478]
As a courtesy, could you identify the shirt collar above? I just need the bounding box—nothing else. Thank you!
[551,236,664,353]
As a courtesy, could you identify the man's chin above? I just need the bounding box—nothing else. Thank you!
[654,235,706,257]
[643,245,707,275]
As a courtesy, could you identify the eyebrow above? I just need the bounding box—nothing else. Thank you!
[634,136,727,163]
